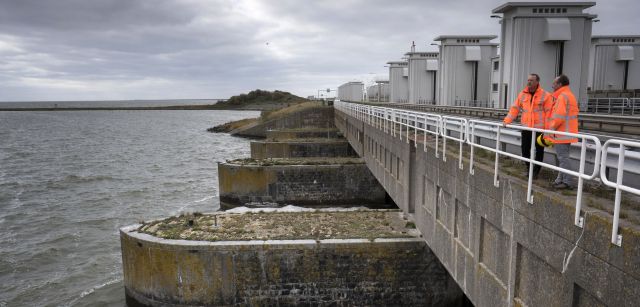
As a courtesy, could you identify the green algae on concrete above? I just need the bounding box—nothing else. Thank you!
[138,210,417,242]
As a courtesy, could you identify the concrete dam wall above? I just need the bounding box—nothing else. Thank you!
[335,108,640,307]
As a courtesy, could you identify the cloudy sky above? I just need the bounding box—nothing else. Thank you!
[0,0,636,102]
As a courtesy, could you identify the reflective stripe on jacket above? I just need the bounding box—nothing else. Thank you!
[546,85,579,144]
[503,86,552,128]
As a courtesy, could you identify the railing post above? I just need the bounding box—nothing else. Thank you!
[406,113,410,144]
[611,144,626,246]
[458,120,464,170]
[574,140,587,228]
[414,114,418,148]
[391,110,395,137]
[435,117,440,158]
[423,116,428,153]
[442,119,447,162]
[469,121,475,175]
[494,126,501,188]
[526,131,536,204]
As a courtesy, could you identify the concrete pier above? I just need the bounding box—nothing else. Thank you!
[250,139,357,159]
[120,210,468,306]
[217,158,389,209]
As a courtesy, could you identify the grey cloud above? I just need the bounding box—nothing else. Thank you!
[0,0,637,101]
[0,0,197,31]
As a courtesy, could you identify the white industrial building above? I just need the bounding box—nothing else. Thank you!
[434,35,498,107]
[406,51,439,104]
[589,35,640,91]
[387,61,409,103]
[366,81,390,102]
[493,2,596,108]
[338,81,364,102]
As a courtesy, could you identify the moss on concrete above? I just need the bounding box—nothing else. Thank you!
[227,157,364,166]
[258,138,349,143]
[138,210,417,242]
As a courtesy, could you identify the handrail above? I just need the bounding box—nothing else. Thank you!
[583,97,634,115]
[441,116,467,169]
[467,119,602,229]
[335,100,640,247]
[600,139,640,246]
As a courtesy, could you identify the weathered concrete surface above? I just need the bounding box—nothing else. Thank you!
[217,159,389,209]
[266,128,342,141]
[231,106,335,138]
[120,216,468,306]
[336,109,640,307]
[250,139,357,159]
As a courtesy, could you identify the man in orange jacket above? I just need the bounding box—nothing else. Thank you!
[546,74,579,189]
[503,73,553,179]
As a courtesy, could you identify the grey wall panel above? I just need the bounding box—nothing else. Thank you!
[389,63,409,103]
[498,3,595,107]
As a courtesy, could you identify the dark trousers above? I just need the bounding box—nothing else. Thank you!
[521,130,544,175]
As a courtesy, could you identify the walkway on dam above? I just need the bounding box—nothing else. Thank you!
[334,100,640,307]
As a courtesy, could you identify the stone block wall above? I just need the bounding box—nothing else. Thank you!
[266,128,342,141]
[218,162,387,209]
[250,140,357,159]
[120,228,468,306]
[336,109,640,307]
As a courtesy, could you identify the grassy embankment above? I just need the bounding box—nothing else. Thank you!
[208,90,320,133]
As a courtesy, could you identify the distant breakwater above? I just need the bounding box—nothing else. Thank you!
[0,105,254,111]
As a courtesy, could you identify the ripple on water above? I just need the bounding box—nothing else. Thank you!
[0,109,257,305]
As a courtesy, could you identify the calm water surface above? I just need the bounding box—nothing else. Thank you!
[0,110,258,306]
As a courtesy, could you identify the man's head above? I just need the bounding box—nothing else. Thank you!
[552,74,570,91]
[527,73,540,92]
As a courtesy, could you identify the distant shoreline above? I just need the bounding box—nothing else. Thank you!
[0,105,263,111]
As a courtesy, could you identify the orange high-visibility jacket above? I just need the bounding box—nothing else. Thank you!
[546,85,579,144]
[503,86,553,129]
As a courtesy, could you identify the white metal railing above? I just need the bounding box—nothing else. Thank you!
[600,140,640,246]
[467,120,601,230]
[631,98,640,116]
[335,100,640,247]
[454,99,494,108]
[583,97,637,115]
[441,116,467,169]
